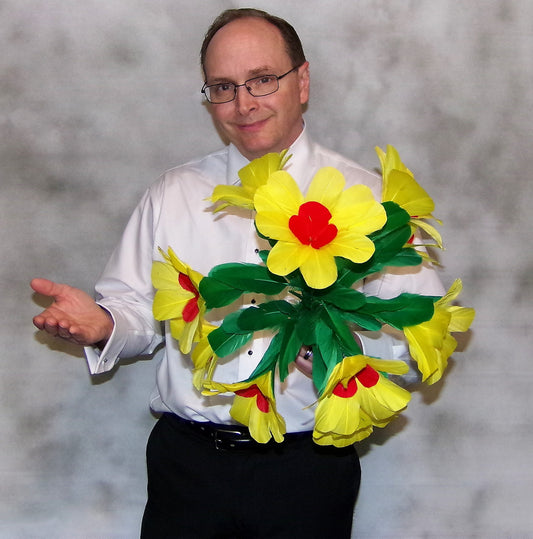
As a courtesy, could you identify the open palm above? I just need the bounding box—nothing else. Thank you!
[31,278,114,346]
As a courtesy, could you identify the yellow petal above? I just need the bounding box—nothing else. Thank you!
[152,289,195,321]
[254,170,303,216]
[438,278,463,305]
[384,169,435,216]
[299,249,339,289]
[305,167,345,207]
[410,218,443,249]
[238,150,290,190]
[165,247,189,274]
[151,261,180,290]
[266,241,308,276]
[358,379,411,423]
[326,229,377,264]
[313,427,373,447]
[376,144,414,180]
[209,184,255,211]
[191,327,218,389]
[448,306,476,332]
[255,211,295,243]
[333,185,386,233]
[314,410,374,446]
[315,394,362,435]
[366,357,410,376]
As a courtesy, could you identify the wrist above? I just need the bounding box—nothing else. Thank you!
[96,306,115,349]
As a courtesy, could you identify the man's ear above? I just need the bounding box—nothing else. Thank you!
[298,61,310,104]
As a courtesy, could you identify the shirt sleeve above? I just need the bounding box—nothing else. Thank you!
[84,184,164,375]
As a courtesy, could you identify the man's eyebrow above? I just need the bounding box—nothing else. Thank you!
[247,66,276,77]
[207,66,276,84]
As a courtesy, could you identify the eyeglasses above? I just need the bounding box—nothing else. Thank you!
[201,66,300,104]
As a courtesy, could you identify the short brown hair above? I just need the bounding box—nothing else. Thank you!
[200,8,306,77]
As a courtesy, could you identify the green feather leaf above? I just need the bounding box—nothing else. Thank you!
[237,300,295,331]
[199,278,243,309]
[312,320,341,394]
[207,324,253,358]
[295,309,319,344]
[319,287,367,311]
[320,304,361,356]
[278,321,301,382]
[199,263,287,309]
[342,311,383,331]
[361,293,436,329]
[335,202,415,287]
[245,333,282,382]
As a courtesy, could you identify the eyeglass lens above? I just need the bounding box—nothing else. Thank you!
[205,75,279,103]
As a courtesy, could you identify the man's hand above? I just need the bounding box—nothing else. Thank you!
[294,346,313,377]
[31,278,114,347]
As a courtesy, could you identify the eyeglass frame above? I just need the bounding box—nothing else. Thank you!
[201,65,301,104]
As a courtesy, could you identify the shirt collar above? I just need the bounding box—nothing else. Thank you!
[283,124,313,188]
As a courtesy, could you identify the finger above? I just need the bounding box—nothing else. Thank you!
[294,356,313,377]
[33,314,45,330]
[57,322,75,340]
[42,318,61,337]
[30,278,63,299]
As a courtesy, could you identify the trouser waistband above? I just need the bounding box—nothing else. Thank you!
[164,413,311,451]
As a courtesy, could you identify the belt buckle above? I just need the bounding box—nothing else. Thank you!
[213,428,249,451]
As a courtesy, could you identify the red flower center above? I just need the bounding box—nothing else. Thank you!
[235,384,270,413]
[356,365,380,387]
[179,273,200,323]
[332,366,380,398]
[289,201,338,249]
[333,377,358,398]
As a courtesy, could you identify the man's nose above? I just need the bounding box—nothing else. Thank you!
[235,85,257,114]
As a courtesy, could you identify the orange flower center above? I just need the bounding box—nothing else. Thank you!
[178,273,199,322]
[289,201,338,249]
[235,384,270,413]
[332,366,380,398]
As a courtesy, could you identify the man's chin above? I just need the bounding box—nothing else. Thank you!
[237,140,280,161]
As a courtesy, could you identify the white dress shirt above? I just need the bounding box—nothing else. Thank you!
[85,127,445,432]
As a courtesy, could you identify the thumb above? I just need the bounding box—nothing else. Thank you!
[30,278,66,298]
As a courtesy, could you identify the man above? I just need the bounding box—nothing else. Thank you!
[32,8,444,538]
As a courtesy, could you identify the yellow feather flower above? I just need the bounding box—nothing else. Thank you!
[254,166,387,289]
[404,279,475,384]
[203,372,286,444]
[151,247,206,354]
[376,144,443,249]
[190,324,218,390]
[313,355,411,447]
[208,150,290,211]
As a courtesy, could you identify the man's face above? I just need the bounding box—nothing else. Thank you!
[203,17,310,161]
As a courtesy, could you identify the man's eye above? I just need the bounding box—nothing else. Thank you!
[216,83,233,92]
[257,76,274,85]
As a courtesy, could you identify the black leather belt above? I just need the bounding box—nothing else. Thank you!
[166,413,310,451]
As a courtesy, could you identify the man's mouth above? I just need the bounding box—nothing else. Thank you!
[236,118,268,132]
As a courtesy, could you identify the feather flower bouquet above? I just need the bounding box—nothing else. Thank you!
[151,146,475,447]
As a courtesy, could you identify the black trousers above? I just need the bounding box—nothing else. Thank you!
[140,413,361,539]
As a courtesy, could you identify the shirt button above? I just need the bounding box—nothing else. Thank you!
[251,298,256,304]
[248,350,253,356]
[254,248,259,253]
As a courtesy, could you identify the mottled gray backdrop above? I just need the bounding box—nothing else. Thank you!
[2,0,532,537]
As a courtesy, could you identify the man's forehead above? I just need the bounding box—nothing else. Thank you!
[204,17,289,70]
